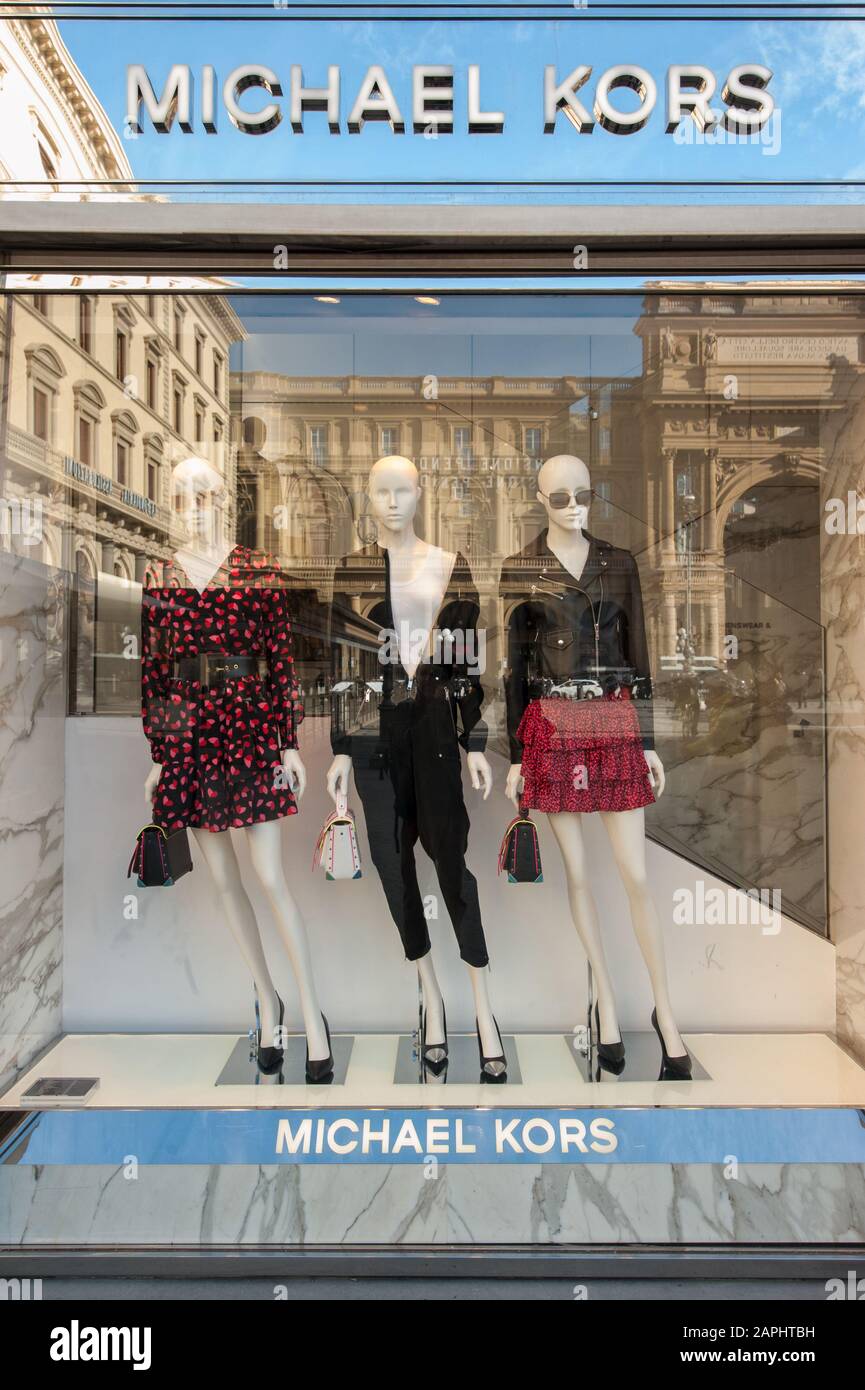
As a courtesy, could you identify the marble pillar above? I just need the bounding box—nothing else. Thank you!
[0,550,65,1094]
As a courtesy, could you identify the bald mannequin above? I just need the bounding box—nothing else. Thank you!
[328,455,504,1065]
[504,454,688,1065]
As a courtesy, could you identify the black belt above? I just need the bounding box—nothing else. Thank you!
[173,655,265,684]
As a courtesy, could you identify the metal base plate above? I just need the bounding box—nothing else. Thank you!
[565,1031,711,1083]
[215,1034,354,1087]
[393,1033,522,1085]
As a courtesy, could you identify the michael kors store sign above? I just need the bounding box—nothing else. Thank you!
[126,61,775,139]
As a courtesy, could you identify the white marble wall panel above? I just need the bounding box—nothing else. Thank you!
[818,373,865,1064]
[2,1162,863,1246]
[0,552,64,1092]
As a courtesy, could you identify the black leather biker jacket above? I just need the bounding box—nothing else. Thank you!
[499,529,654,761]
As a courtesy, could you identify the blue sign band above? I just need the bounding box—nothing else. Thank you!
[3,1107,865,1167]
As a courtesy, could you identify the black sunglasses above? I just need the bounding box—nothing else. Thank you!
[538,487,593,510]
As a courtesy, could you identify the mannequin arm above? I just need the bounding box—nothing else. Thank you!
[644,749,665,799]
[144,762,162,807]
[505,762,524,810]
[281,748,307,800]
[327,753,352,801]
[466,750,492,801]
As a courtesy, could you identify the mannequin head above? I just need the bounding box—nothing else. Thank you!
[170,455,228,554]
[368,455,421,539]
[536,454,592,537]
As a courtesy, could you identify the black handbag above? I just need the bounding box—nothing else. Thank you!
[497,813,543,884]
[128,823,193,887]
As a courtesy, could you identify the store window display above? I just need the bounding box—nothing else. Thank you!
[5,285,865,1259]
[501,454,690,1077]
[141,455,333,1080]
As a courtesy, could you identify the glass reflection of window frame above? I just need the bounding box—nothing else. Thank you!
[145,436,162,503]
[114,326,128,384]
[114,435,129,487]
[145,353,159,411]
[194,327,205,380]
[78,295,94,355]
[310,423,328,466]
[523,425,542,458]
[112,409,137,489]
[172,376,186,435]
[25,345,61,446]
[74,383,102,469]
[32,383,50,442]
[454,425,471,460]
[380,425,399,455]
[595,477,614,520]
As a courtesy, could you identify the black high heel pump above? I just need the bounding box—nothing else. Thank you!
[476,1016,508,1084]
[257,993,284,1074]
[594,1002,626,1071]
[306,1013,335,1084]
[651,1008,692,1080]
[421,1002,449,1076]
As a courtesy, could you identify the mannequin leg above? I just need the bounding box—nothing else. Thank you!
[547,812,622,1045]
[416,950,445,1045]
[191,828,280,1045]
[599,807,686,1056]
[467,965,503,1058]
[244,819,329,1061]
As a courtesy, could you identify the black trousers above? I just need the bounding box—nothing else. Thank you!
[351,701,489,969]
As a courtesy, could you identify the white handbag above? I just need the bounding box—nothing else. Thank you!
[312,792,362,880]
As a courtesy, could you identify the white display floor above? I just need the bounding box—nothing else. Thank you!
[6,1029,865,1109]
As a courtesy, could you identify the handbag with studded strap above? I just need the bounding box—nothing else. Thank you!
[497,812,543,884]
[313,793,362,881]
[128,823,193,887]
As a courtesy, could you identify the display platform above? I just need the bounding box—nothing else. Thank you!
[215,1035,355,1087]
[4,1029,865,1109]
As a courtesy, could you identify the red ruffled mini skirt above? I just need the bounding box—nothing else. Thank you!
[517,691,655,814]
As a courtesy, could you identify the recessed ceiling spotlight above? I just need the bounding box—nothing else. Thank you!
[414,295,440,306]
[314,295,341,304]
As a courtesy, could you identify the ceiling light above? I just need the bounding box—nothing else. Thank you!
[314,295,341,304]
[414,295,440,306]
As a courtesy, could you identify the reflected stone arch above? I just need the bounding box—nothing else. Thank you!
[74,540,98,578]
[24,342,66,380]
[714,453,823,543]
[275,463,356,559]
[717,452,823,669]
[361,599,387,625]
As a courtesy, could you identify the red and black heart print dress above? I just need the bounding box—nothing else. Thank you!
[141,545,304,833]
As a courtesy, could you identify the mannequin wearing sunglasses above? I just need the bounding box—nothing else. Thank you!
[500,454,691,1078]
